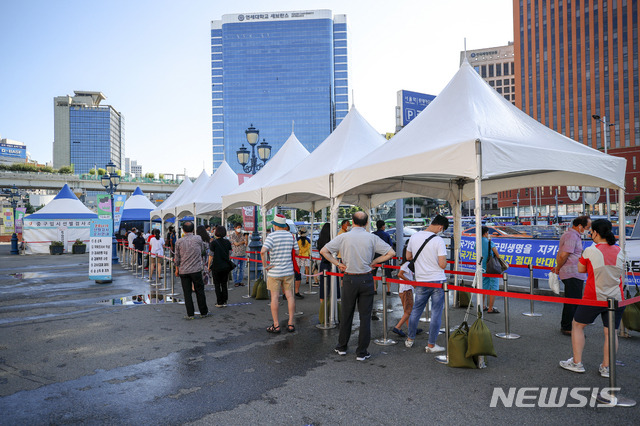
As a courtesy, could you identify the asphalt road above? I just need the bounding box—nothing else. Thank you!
[0,245,638,425]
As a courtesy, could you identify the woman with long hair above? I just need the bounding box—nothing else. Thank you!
[208,226,232,307]
[559,219,625,378]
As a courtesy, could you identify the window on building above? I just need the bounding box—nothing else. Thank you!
[481,65,487,77]
[634,156,637,170]
[488,64,494,77]
[489,80,495,87]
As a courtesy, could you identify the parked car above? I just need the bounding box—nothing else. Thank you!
[462,226,531,238]
[383,227,418,248]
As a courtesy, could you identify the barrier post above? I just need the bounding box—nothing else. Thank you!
[496,272,520,339]
[303,252,317,295]
[316,270,336,330]
[375,275,397,345]
[134,250,138,276]
[594,297,636,407]
[166,256,178,296]
[522,263,542,317]
[436,280,450,364]
[159,254,170,291]
[151,256,161,287]
[242,256,252,299]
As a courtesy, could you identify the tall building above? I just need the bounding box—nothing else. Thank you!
[53,91,124,175]
[508,0,639,216]
[211,9,348,172]
[0,138,27,165]
[460,43,516,105]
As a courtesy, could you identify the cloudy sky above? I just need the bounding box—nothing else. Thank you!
[0,0,513,177]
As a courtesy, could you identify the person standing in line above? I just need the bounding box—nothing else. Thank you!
[133,230,145,266]
[127,227,137,266]
[392,247,417,338]
[553,216,591,335]
[148,229,165,282]
[559,219,625,377]
[209,226,232,307]
[175,221,209,320]
[316,223,340,306]
[321,211,395,361]
[261,214,297,333]
[481,226,502,313]
[372,220,393,296]
[196,225,212,287]
[294,228,311,299]
[229,223,248,286]
[404,215,450,353]
[338,219,350,235]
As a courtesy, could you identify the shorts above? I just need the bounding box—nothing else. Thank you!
[399,289,414,316]
[482,276,499,291]
[267,275,294,293]
[297,258,310,268]
[573,305,625,329]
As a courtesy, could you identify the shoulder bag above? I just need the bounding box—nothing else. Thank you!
[408,234,437,273]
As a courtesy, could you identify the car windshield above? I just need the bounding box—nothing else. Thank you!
[497,227,522,235]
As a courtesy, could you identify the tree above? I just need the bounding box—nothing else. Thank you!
[626,196,640,215]
[146,172,155,179]
[227,214,243,226]
[57,166,73,174]
[89,168,97,175]
[159,173,164,180]
[97,168,106,176]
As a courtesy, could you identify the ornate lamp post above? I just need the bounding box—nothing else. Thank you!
[236,124,271,254]
[101,161,120,264]
[3,185,22,255]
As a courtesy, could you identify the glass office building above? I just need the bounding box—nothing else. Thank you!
[53,91,124,175]
[211,10,348,172]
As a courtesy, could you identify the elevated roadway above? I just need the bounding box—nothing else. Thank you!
[0,171,180,194]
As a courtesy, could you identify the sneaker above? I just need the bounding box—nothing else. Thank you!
[334,348,347,356]
[199,313,211,318]
[559,357,585,373]
[599,364,610,378]
[392,327,407,337]
[386,291,391,296]
[183,315,195,320]
[425,344,445,353]
[405,339,414,348]
[356,353,371,361]
[215,304,224,308]
[295,293,305,299]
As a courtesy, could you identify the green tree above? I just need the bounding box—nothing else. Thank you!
[146,172,155,179]
[159,173,164,180]
[227,214,243,226]
[57,166,73,174]
[626,196,640,215]
[97,168,106,176]
[88,168,97,175]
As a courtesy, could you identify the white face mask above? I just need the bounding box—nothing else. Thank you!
[235,228,242,233]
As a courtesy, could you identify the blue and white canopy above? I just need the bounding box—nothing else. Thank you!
[120,187,156,221]
[24,184,97,220]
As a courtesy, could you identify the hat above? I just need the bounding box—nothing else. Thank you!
[271,214,287,227]
[298,228,307,235]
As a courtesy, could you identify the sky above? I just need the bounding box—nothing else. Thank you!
[0,0,514,178]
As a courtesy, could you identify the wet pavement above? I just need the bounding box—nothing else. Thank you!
[0,244,639,424]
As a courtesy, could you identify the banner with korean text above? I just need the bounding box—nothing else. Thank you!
[89,219,112,281]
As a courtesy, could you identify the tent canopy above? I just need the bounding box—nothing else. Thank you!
[176,161,239,217]
[120,187,156,221]
[24,184,97,219]
[333,62,627,204]
[223,132,309,211]
[262,107,388,210]
[150,177,193,220]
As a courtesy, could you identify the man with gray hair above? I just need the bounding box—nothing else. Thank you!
[321,211,395,361]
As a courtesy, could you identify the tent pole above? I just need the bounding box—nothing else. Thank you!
[474,139,486,368]
[329,196,340,325]
[454,182,464,304]
[619,188,626,261]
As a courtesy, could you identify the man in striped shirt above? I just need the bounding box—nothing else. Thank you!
[261,214,296,333]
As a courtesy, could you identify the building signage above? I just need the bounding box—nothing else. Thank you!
[399,90,436,127]
[227,10,329,24]
[0,143,27,159]
[89,219,112,281]
[470,51,499,58]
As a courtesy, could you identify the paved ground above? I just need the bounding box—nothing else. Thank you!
[0,244,638,425]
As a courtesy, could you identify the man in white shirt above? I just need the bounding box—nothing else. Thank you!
[127,227,137,266]
[404,215,449,353]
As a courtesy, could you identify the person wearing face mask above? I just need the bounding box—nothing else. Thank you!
[553,215,591,336]
[229,222,247,286]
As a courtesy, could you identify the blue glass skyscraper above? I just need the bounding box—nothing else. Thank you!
[53,91,124,175]
[211,10,348,172]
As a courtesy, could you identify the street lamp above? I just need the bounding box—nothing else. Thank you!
[236,124,271,254]
[101,161,120,264]
[2,185,22,255]
[592,114,614,221]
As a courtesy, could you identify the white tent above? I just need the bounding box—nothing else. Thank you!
[262,107,389,214]
[150,177,193,221]
[22,184,98,254]
[170,170,210,219]
[176,161,239,218]
[331,62,628,305]
[120,187,156,222]
[223,132,310,210]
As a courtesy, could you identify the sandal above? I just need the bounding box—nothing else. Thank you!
[287,324,295,333]
[267,324,281,333]
[483,306,488,311]
[487,308,500,314]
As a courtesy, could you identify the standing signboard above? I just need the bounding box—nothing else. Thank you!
[97,193,112,219]
[89,219,112,281]
[14,207,26,234]
[2,207,14,234]
[113,194,126,231]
